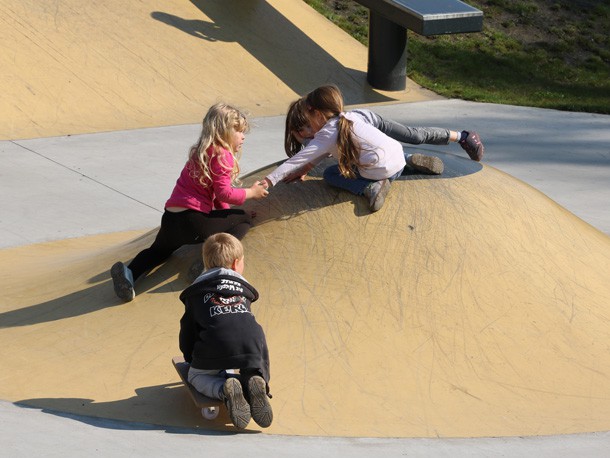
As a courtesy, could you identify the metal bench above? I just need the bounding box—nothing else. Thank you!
[352,0,483,90]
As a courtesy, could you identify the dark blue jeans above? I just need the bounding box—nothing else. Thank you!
[323,164,403,195]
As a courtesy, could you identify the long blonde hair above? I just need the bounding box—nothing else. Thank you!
[188,102,249,186]
[305,85,361,179]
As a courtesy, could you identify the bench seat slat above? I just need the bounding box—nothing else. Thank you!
[355,0,483,35]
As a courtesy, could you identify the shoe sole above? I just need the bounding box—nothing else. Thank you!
[224,378,251,429]
[370,179,391,213]
[461,132,484,161]
[408,154,444,175]
[186,259,204,284]
[110,262,135,302]
[248,376,273,428]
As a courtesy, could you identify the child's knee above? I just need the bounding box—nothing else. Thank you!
[323,164,340,181]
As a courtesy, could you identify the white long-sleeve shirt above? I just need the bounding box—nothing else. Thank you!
[266,111,406,186]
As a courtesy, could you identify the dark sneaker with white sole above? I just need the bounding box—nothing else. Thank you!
[223,377,251,429]
[459,131,484,161]
[110,262,135,302]
[247,376,273,428]
[406,154,444,175]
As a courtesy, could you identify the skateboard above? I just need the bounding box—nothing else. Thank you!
[172,356,222,420]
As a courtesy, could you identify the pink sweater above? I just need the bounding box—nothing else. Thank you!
[165,146,246,212]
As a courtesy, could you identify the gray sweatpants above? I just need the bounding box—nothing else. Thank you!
[188,367,226,400]
[352,109,451,145]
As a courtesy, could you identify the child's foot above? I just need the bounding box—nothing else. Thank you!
[247,376,273,428]
[223,378,251,429]
[406,154,444,175]
[186,259,204,284]
[459,131,484,161]
[110,262,135,302]
[363,179,391,213]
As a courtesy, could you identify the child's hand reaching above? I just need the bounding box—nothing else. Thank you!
[283,163,314,183]
[246,180,269,200]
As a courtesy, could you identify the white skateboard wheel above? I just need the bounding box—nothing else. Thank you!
[202,406,219,420]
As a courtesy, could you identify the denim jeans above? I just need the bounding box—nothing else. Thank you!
[323,164,403,195]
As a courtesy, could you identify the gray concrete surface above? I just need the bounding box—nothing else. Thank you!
[1,100,609,456]
[2,401,610,458]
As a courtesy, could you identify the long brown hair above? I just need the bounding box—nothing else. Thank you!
[305,85,361,178]
[284,98,309,157]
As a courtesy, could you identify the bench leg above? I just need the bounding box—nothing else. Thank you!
[367,12,408,91]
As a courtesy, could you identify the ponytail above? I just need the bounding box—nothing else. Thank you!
[337,115,361,179]
[305,85,361,178]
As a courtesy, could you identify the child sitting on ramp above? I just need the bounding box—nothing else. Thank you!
[110,102,268,303]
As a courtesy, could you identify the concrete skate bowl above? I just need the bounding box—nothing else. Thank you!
[1,154,609,438]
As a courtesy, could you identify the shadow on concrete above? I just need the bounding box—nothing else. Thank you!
[398,149,483,180]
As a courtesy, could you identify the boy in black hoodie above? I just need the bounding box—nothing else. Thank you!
[179,233,272,429]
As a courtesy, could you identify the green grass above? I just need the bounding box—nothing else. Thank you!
[303,0,610,114]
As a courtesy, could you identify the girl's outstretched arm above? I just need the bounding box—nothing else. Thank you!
[266,120,338,186]
[282,162,315,183]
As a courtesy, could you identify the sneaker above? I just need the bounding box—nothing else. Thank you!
[363,179,391,213]
[186,259,204,284]
[223,378,251,429]
[247,376,273,428]
[110,262,135,302]
[459,131,484,161]
[406,154,444,175]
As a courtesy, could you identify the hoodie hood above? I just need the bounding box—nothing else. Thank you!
[179,267,259,303]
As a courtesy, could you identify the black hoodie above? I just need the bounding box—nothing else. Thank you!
[179,267,270,384]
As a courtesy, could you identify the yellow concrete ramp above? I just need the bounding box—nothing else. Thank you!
[1,158,609,437]
[0,0,437,140]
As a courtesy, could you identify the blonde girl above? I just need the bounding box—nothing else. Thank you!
[111,103,268,302]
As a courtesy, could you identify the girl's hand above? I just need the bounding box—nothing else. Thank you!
[246,181,269,200]
[283,163,314,183]
[283,172,307,183]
